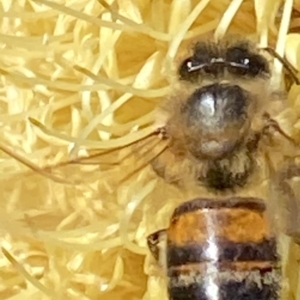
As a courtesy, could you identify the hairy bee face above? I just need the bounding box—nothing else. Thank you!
[176,40,270,160]
[151,39,274,190]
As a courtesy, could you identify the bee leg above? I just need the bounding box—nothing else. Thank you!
[261,113,298,146]
[151,149,188,185]
[147,229,167,268]
[261,47,300,85]
[151,151,169,180]
[274,164,300,243]
[154,127,168,140]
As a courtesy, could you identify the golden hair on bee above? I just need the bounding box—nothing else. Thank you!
[147,36,300,300]
[151,37,296,192]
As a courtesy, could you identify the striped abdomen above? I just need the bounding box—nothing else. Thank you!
[167,197,281,300]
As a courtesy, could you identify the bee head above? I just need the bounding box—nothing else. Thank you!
[171,40,270,159]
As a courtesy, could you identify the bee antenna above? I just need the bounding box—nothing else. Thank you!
[261,47,300,85]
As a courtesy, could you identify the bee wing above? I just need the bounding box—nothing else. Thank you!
[0,128,169,238]
[0,129,167,186]
[269,163,300,244]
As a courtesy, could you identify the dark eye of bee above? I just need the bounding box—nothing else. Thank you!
[178,57,198,81]
[179,57,222,81]
[226,47,270,77]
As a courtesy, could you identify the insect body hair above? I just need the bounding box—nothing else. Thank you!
[151,38,286,191]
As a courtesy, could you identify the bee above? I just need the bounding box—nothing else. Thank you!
[147,38,300,300]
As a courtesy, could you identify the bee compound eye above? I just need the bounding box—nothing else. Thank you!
[178,57,199,81]
[226,47,269,77]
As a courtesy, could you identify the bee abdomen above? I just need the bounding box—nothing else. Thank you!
[168,266,280,300]
[166,197,281,300]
